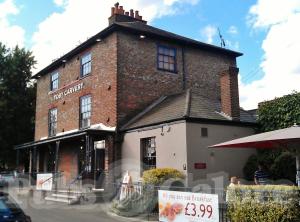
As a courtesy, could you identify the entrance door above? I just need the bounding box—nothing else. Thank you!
[94,149,105,189]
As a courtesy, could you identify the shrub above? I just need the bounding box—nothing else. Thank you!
[226,185,300,222]
[270,152,296,183]
[142,168,185,186]
[243,154,258,181]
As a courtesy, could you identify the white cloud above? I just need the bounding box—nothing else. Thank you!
[31,0,199,72]
[0,0,25,48]
[53,0,68,7]
[200,25,217,44]
[228,25,238,35]
[240,0,300,110]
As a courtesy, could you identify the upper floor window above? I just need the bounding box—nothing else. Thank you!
[50,72,59,91]
[80,95,91,128]
[80,53,91,77]
[157,45,177,73]
[48,108,57,137]
[141,137,156,172]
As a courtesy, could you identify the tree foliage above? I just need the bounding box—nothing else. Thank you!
[244,92,300,183]
[0,43,36,169]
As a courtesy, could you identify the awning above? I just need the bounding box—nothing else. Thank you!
[15,128,115,150]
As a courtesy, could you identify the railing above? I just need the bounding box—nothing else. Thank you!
[113,182,230,222]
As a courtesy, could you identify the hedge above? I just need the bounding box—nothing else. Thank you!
[226,185,300,222]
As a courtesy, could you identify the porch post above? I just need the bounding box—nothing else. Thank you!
[54,141,60,190]
[29,148,32,186]
[296,149,300,187]
[85,135,91,173]
[16,149,20,168]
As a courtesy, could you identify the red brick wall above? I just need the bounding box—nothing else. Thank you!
[35,30,239,140]
[35,33,118,141]
[116,31,237,125]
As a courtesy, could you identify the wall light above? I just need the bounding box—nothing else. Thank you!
[139,35,146,39]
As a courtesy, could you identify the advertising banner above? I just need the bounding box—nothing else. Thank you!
[158,190,219,222]
[36,173,53,191]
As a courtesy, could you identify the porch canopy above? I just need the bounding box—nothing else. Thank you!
[14,128,115,187]
[209,125,300,186]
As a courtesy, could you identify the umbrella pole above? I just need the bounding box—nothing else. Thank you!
[297,150,300,187]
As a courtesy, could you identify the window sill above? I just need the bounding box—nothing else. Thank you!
[79,72,92,80]
[157,68,178,75]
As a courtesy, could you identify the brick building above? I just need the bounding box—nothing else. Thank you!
[16,3,256,192]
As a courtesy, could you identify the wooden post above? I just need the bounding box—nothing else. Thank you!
[54,141,60,190]
[29,148,32,186]
[16,149,20,168]
[296,149,300,187]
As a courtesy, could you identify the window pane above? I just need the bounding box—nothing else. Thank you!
[80,95,91,128]
[157,46,176,72]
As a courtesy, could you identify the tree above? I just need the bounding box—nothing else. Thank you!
[243,92,300,182]
[0,43,36,169]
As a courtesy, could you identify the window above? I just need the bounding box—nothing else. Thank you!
[48,108,57,137]
[80,95,91,128]
[201,127,208,137]
[141,137,156,172]
[157,45,177,72]
[50,72,59,91]
[80,53,91,77]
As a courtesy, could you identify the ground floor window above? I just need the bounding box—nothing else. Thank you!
[141,137,156,172]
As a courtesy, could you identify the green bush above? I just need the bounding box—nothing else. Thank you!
[142,168,185,186]
[243,154,258,181]
[271,152,296,182]
[227,185,300,222]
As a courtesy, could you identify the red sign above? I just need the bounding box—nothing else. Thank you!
[194,163,206,169]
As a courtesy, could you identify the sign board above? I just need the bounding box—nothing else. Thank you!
[194,163,207,169]
[36,173,53,191]
[53,82,84,101]
[158,190,219,222]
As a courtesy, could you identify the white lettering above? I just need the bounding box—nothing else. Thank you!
[53,82,84,101]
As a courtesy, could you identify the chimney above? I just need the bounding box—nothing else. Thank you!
[109,2,147,26]
[220,67,240,120]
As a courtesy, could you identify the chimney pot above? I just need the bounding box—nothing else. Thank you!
[135,10,139,19]
[119,6,124,15]
[130,9,134,17]
[114,2,119,8]
[125,11,129,16]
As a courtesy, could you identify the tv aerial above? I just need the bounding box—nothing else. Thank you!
[218,27,226,48]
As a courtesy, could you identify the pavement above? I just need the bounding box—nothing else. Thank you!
[1,188,157,222]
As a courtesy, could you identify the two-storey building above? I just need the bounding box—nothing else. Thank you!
[16,3,256,191]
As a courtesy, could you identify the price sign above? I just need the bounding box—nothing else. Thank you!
[158,190,219,222]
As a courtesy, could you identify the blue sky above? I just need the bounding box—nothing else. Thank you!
[1,0,300,109]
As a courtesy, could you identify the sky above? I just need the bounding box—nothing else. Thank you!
[0,0,300,110]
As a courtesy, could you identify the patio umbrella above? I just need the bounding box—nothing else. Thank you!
[209,124,300,186]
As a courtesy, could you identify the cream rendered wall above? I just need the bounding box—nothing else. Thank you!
[186,123,256,186]
[122,121,188,182]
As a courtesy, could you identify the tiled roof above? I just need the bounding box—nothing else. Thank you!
[33,21,242,78]
[122,89,256,130]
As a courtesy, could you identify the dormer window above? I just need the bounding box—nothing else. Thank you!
[80,52,91,77]
[50,72,59,91]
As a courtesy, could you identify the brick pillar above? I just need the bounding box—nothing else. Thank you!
[220,67,240,120]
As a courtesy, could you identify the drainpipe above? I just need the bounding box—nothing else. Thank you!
[182,46,186,90]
